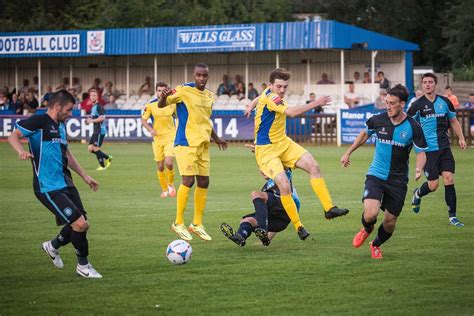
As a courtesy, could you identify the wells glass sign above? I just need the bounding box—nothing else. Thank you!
[177,27,256,50]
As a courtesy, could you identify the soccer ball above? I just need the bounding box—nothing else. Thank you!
[166,240,192,265]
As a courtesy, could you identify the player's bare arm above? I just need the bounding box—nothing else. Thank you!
[284,96,331,117]
[211,128,227,150]
[341,130,370,167]
[244,96,259,118]
[66,149,99,192]
[415,151,426,181]
[158,88,172,108]
[449,117,467,150]
[8,129,34,160]
[141,118,157,136]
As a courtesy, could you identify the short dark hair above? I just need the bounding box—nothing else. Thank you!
[156,82,168,89]
[377,71,384,76]
[346,81,354,85]
[470,93,474,97]
[309,92,315,96]
[194,63,209,71]
[422,73,438,84]
[269,68,291,83]
[387,84,409,103]
[48,90,75,108]
[445,85,452,90]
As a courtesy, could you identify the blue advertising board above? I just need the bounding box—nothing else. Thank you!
[340,104,383,144]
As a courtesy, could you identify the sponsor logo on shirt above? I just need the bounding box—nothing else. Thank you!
[51,138,67,145]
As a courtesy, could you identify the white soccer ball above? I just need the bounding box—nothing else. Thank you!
[166,240,192,265]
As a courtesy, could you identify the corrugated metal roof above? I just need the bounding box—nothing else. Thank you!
[0,21,419,59]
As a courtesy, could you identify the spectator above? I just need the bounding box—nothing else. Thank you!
[8,93,23,114]
[234,74,244,89]
[317,73,335,84]
[138,76,152,96]
[55,77,70,91]
[31,76,39,96]
[68,88,80,107]
[307,92,323,113]
[26,92,39,114]
[247,82,259,100]
[362,72,372,83]
[261,83,267,91]
[463,93,474,108]
[0,94,9,110]
[104,95,118,110]
[80,89,105,114]
[42,85,53,107]
[72,77,82,94]
[90,78,104,97]
[377,71,390,89]
[407,89,423,110]
[353,71,362,83]
[344,81,361,108]
[102,81,119,101]
[444,86,460,109]
[234,82,246,100]
[374,89,388,110]
[19,79,29,95]
[217,74,235,96]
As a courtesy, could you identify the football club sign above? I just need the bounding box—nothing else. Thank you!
[87,31,105,54]
[177,27,256,50]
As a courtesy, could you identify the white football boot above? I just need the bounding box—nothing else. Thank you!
[41,241,64,269]
[76,263,103,279]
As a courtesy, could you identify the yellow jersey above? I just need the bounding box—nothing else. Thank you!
[142,99,176,145]
[165,83,214,147]
[254,88,289,145]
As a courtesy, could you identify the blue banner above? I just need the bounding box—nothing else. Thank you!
[0,34,80,55]
[0,115,255,141]
[177,26,256,50]
[340,104,383,144]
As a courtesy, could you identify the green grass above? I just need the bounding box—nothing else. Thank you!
[0,142,473,315]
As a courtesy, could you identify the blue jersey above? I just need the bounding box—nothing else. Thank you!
[261,169,301,210]
[16,114,74,193]
[407,95,456,152]
[91,103,107,134]
[366,112,427,183]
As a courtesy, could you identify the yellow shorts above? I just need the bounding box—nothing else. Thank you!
[255,137,307,179]
[152,140,174,161]
[174,142,210,176]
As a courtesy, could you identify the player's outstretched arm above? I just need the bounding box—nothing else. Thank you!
[415,151,426,181]
[66,149,99,191]
[244,97,259,118]
[340,130,370,168]
[8,129,34,160]
[284,96,331,117]
[211,128,227,150]
[449,117,467,150]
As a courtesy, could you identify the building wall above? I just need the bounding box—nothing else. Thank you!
[0,50,405,97]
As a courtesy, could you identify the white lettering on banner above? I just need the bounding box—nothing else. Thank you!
[213,118,239,139]
[66,119,81,138]
[2,118,12,136]
[0,35,80,55]
[108,118,124,137]
[124,118,137,137]
[177,27,255,50]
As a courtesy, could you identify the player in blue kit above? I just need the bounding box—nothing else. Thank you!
[87,89,112,171]
[407,73,467,227]
[341,85,428,259]
[8,90,103,278]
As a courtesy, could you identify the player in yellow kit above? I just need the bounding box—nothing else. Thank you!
[141,82,177,198]
[159,63,227,241]
[253,68,349,241]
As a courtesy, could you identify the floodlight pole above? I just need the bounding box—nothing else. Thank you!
[38,59,41,103]
[340,50,345,106]
[371,50,378,102]
[184,61,188,83]
[126,56,130,101]
[276,52,280,68]
[69,62,73,89]
[154,56,157,88]
[15,62,18,94]
[245,53,249,100]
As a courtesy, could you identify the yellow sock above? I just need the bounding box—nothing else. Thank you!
[280,194,302,230]
[166,167,175,186]
[175,185,191,225]
[310,178,334,212]
[157,170,168,192]
[193,187,208,226]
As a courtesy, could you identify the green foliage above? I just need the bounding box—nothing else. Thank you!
[0,143,473,313]
[453,63,474,81]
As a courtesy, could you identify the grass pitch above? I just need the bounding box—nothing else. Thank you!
[0,142,473,315]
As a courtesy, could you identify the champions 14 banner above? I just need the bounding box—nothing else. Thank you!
[0,115,255,141]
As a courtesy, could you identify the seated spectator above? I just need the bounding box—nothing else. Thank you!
[90,78,104,97]
[362,72,371,83]
[0,92,7,109]
[104,95,118,110]
[234,82,246,100]
[19,79,29,95]
[31,76,39,96]
[26,92,39,113]
[8,93,23,114]
[67,88,80,107]
[344,81,361,108]
[234,74,244,89]
[463,93,474,108]
[72,77,82,94]
[407,89,423,110]
[102,81,119,101]
[56,77,70,91]
[217,74,235,96]
[307,92,323,113]
[42,85,53,107]
[353,71,362,83]
[444,86,460,108]
[138,76,153,96]
[374,89,388,110]
[377,71,390,89]
[317,73,335,84]
[247,83,259,100]
[261,83,267,91]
